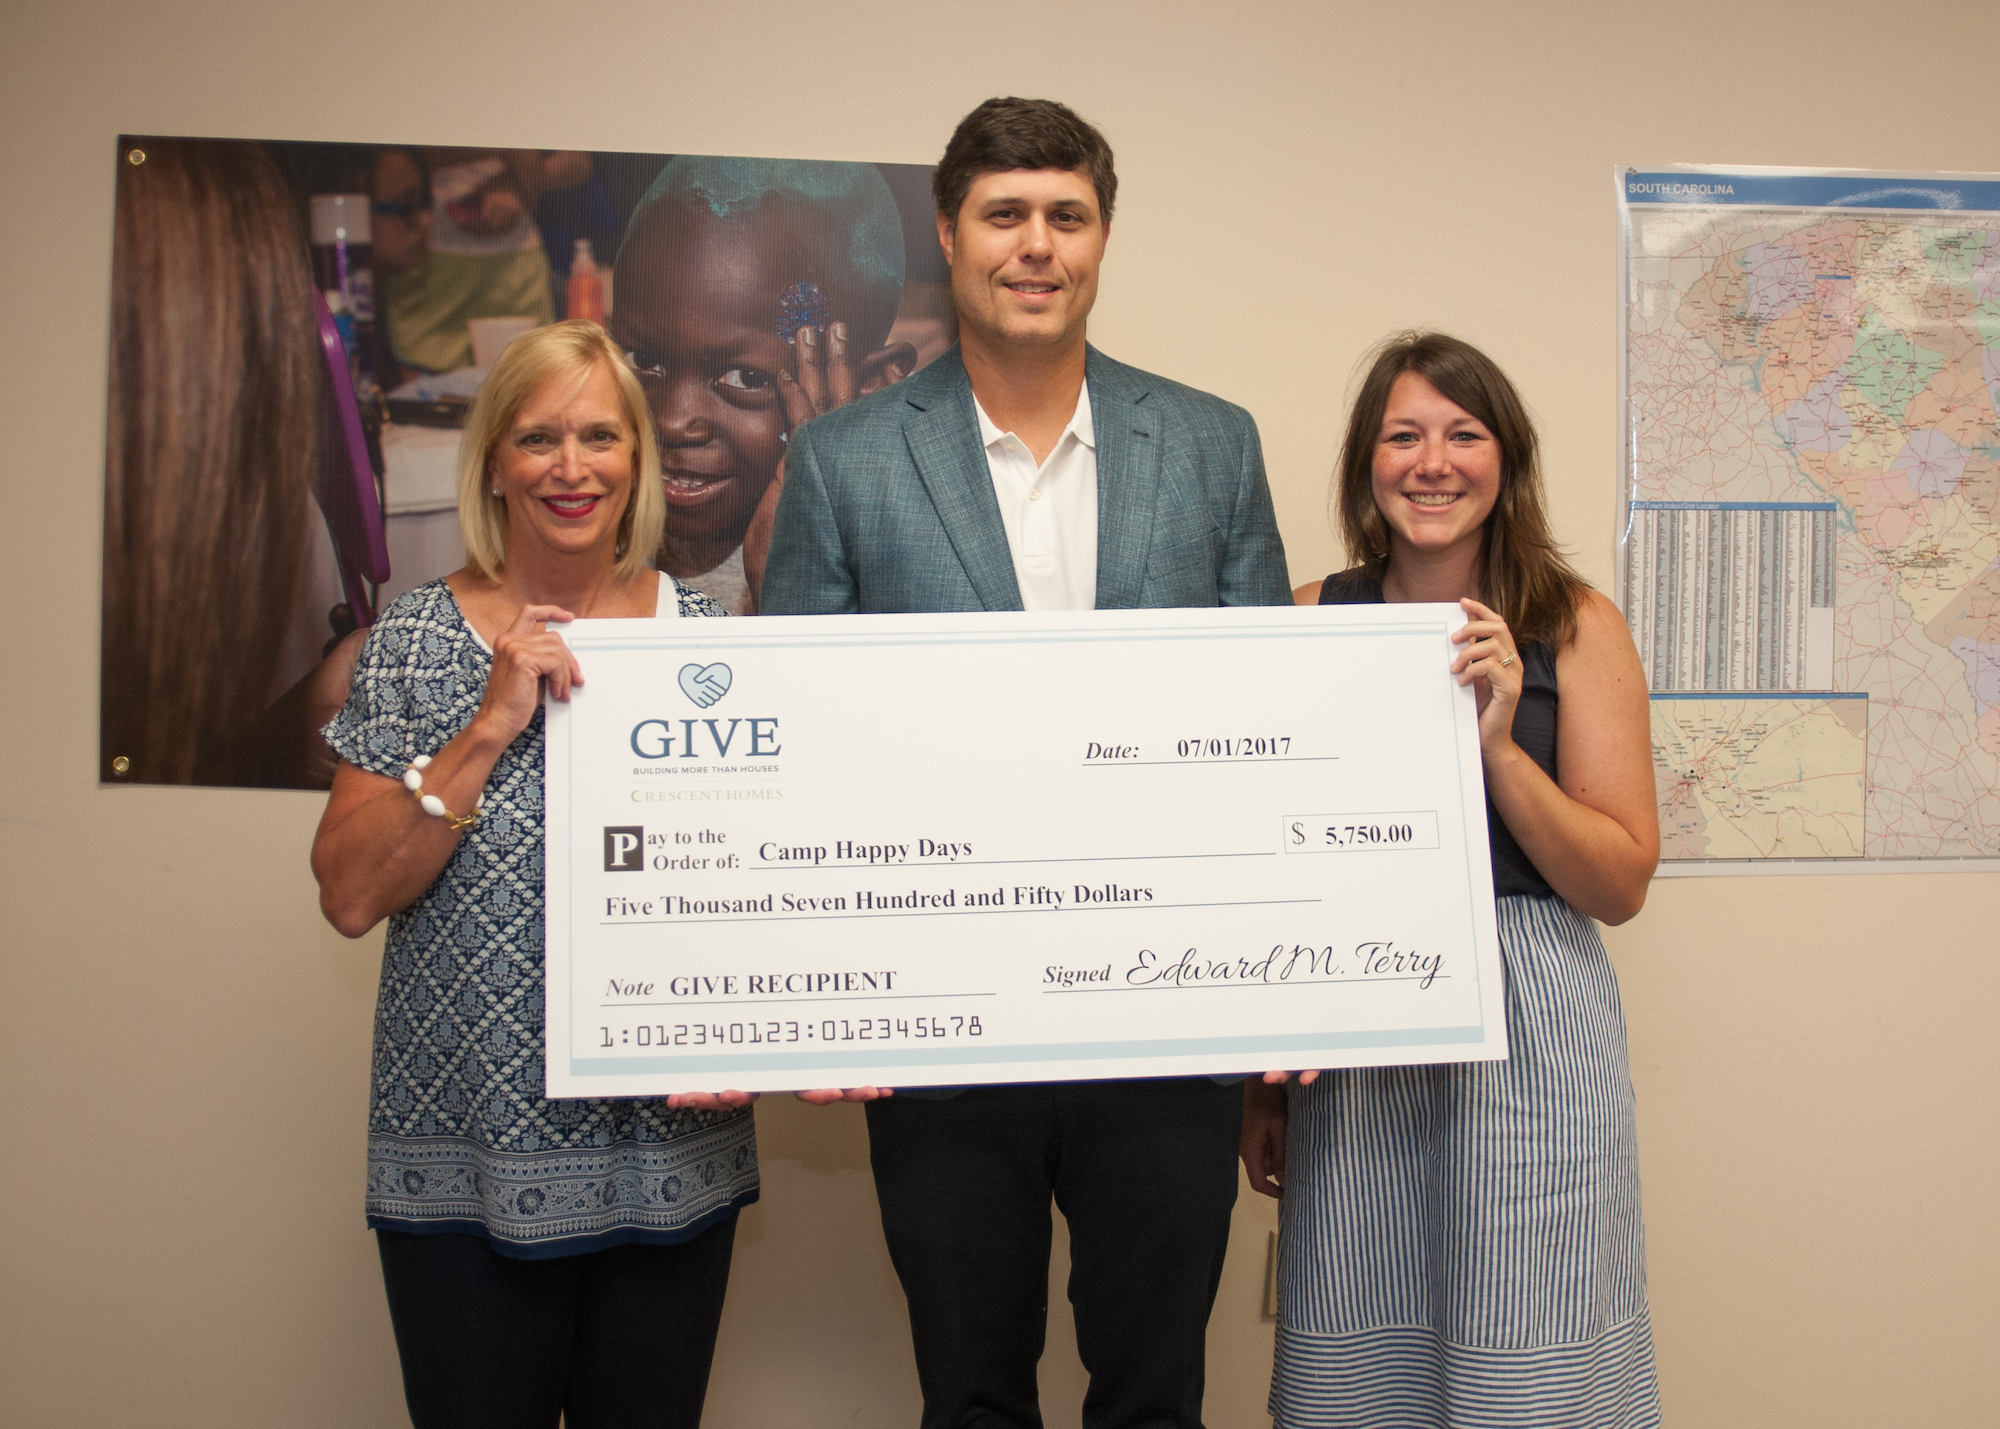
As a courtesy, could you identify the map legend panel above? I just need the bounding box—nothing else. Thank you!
[1625,502,1836,693]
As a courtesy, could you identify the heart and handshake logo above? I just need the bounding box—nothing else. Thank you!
[631,662,779,760]
[678,662,733,709]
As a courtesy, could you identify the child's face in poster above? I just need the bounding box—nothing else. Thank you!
[611,211,798,555]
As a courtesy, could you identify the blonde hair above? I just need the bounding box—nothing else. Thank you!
[456,319,663,581]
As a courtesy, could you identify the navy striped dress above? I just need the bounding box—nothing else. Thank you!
[1271,573,1660,1427]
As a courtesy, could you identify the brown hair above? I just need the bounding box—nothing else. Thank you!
[933,97,1117,225]
[102,138,322,784]
[1336,331,1587,648]
[456,320,664,582]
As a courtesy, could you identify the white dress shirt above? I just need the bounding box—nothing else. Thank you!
[973,380,1099,612]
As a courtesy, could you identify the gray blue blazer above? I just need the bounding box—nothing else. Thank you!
[760,344,1290,614]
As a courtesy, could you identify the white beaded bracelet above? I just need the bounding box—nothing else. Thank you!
[402,755,484,833]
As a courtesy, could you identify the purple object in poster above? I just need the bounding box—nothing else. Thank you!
[775,278,831,341]
[312,289,392,626]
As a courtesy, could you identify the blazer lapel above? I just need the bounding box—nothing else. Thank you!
[902,351,1023,611]
[1088,348,1160,610]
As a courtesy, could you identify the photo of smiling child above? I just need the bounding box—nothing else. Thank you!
[98,136,951,788]
[610,157,930,612]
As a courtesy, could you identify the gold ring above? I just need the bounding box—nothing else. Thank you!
[1499,652,1516,667]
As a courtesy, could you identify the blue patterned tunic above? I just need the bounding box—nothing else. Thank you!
[324,578,758,1259]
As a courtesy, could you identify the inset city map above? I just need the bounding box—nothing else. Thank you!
[1651,694,1866,860]
[1622,169,2000,863]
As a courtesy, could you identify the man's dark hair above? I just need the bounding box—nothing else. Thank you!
[932,97,1117,225]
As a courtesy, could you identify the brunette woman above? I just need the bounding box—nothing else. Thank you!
[1243,333,1661,1428]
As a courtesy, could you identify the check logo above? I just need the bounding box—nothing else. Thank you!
[678,662,733,709]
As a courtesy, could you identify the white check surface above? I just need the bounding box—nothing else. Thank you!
[543,606,1506,1096]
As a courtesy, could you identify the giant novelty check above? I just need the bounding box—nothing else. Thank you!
[543,606,1507,1096]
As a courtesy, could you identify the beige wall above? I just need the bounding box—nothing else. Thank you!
[4,0,1997,1422]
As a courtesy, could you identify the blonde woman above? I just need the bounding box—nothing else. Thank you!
[312,320,754,1429]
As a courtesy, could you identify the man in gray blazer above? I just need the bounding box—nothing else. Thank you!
[762,97,1289,1429]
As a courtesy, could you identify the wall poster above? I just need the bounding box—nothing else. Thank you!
[101,136,952,789]
[1620,165,2000,871]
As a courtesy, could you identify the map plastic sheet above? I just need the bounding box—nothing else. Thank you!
[1620,167,2000,871]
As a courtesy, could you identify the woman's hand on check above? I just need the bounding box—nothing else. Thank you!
[795,1087,895,1105]
[665,1090,759,1110]
[1241,1079,1288,1199]
[1242,1071,1323,1198]
[476,604,583,746]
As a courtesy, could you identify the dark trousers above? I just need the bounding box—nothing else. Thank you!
[865,1078,1243,1429]
[375,1217,737,1429]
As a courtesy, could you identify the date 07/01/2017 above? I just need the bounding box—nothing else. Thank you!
[597,1015,986,1049]
[1084,736,1296,761]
